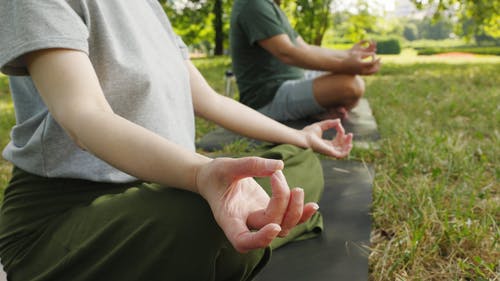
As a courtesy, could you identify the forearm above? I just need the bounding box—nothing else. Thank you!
[66,108,211,192]
[209,96,309,147]
[279,44,343,72]
[262,35,345,72]
[305,44,349,59]
[26,49,211,193]
[189,62,308,148]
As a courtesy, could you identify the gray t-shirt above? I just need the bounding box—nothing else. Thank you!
[0,0,195,183]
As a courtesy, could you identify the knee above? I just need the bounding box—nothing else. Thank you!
[349,75,365,100]
[339,75,364,109]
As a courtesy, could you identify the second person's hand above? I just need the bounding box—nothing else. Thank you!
[301,119,353,158]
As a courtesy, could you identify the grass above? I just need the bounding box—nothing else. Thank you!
[0,74,14,200]
[0,52,499,280]
[364,56,500,280]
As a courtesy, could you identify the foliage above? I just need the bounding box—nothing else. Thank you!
[417,17,454,40]
[340,0,377,42]
[403,38,467,49]
[281,0,333,45]
[410,0,500,42]
[0,75,15,200]
[403,24,419,41]
[376,39,402,54]
[161,0,214,53]
[416,46,500,56]
[161,0,234,55]
[328,4,404,44]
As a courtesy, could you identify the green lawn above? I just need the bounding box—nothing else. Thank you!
[0,52,499,280]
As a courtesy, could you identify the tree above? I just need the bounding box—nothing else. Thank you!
[161,0,214,53]
[278,0,333,46]
[213,0,224,55]
[293,0,334,45]
[343,0,377,42]
[403,23,419,41]
[161,0,233,55]
[411,0,499,42]
[418,17,453,40]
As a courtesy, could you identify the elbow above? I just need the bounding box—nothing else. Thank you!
[51,106,111,151]
[273,46,305,67]
[272,46,298,65]
[54,112,89,151]
[277,54,295,65]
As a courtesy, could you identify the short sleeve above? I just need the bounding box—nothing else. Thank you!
[237,0,287,45]
[0,0,89,75]
[175,36,190,60]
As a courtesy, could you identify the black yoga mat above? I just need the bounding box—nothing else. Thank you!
[254,159,373,281]
[196,98,379,152]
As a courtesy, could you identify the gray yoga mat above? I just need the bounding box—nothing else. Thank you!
[196,98,379,152]
[254,159,373,281]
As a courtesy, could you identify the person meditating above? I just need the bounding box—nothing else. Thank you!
[230,0,381,122]
[0,0,352,280]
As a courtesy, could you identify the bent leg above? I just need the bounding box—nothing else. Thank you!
[258,73,365,121]
[5,177,268,281]
[313,74,365,111]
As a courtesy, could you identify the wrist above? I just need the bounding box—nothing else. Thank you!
[193,155,214,195]
[330,57,345,74]
[296,129,311,149]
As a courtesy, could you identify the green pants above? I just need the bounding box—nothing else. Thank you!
[0,145,323,281]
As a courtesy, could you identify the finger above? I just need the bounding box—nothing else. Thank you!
[334,133,353,158]
[264,170,291,224]
[362,58,381,75]
[328,120,346,142]
[313,139,340,158]
[278,187,304,237]
[361,57,378,68]
[230,222,282,253]
[229,157,284,181]
[367,40,377,51]
[246,170,291,228]
[313,118,342,133]
[298,202,320,224]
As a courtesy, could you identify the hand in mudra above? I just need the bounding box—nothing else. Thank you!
[196,157,319,253]
[302,119,353,158]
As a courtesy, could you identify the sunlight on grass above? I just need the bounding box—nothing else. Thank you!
[379,48,500,64]
[192,56,500,280]
[364,61,499,280]
[0,78,14,200]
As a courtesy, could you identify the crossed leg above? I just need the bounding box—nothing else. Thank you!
[312,74,365,120]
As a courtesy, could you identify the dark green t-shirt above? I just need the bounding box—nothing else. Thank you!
[230,0,304,109]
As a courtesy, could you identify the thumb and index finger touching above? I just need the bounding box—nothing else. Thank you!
[228,156,284,181]
[227,169,318,253]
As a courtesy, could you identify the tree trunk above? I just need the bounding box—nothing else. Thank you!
[213,0,224,55]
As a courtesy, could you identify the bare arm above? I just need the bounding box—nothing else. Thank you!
[25,48,210,192]
[24,48,318,252]
[258,34,343,71]
[189,61,308,147]
[294,36,349,59]
[189,60,352,158]
[259,34,380,75]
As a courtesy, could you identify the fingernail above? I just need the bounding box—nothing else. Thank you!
[267,160,283,171]
[274,170,285,179]
[312,203,320,210]
[280,230,290,237]
[271,224,281,233]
